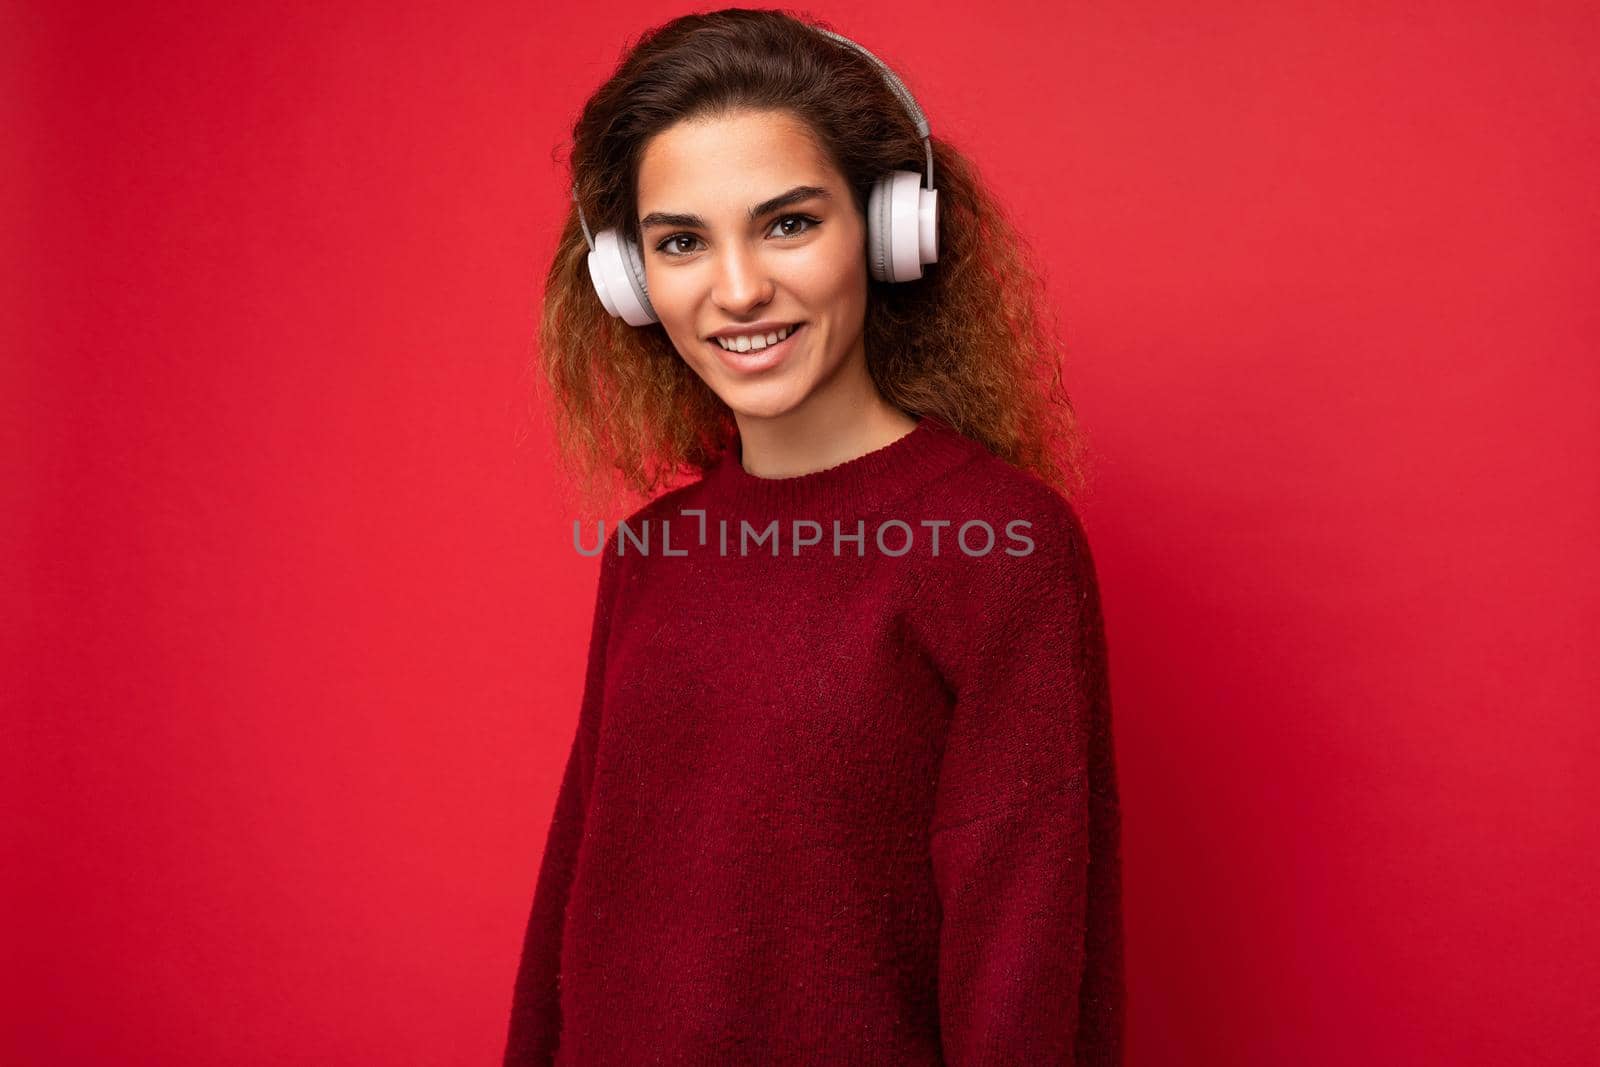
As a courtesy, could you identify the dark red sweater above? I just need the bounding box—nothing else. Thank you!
[505,414,1124,1065]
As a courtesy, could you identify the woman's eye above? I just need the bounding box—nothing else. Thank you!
[771,214,820,238]
[656,234,703,257]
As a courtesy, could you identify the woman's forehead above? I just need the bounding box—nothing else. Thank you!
[636,111,841,212]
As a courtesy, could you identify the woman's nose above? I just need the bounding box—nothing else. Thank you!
[711,242,775,312]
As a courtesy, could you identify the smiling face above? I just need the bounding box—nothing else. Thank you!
[635,109,871,424]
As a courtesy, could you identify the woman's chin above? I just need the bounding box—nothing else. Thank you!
[717,381,808,422]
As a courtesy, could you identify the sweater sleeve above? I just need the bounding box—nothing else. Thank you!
[925,501,1114,1065]
[504,543,621,1066]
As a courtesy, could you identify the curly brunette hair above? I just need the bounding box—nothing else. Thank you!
[534,7,1090,520]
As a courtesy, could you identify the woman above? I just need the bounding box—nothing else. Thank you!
[508,10,1124,1065]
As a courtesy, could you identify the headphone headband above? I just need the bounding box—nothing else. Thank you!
[810,28,935,191]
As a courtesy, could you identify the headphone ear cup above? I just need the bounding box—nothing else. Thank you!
[866,170,940,283]
[866,174,895,283]
[617,233,658,324]
[586,228,659,326]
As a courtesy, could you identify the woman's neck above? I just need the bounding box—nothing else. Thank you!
[733,393,919,481]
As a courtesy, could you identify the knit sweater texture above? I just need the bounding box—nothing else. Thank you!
[505,413,1124,1065]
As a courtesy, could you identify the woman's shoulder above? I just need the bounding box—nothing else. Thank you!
[899,440,1100,636]
[588,470,734,594]
[915,435,1093,559]
[897,445,1106,685]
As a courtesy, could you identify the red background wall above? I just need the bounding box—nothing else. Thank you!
[9,2,1597,1063]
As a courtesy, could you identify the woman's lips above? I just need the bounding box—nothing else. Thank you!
[707,323,805,374]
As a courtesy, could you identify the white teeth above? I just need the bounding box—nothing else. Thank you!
[715,324,795,351]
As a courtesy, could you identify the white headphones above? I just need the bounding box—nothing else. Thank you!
[571,27,941,327]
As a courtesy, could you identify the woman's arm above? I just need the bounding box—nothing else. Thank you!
[503,541,621,1066]
[922,499,1121,1064]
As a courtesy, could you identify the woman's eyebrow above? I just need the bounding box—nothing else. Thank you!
[639,185,831,232]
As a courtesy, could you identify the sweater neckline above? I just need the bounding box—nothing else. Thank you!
[705,411,977,517]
